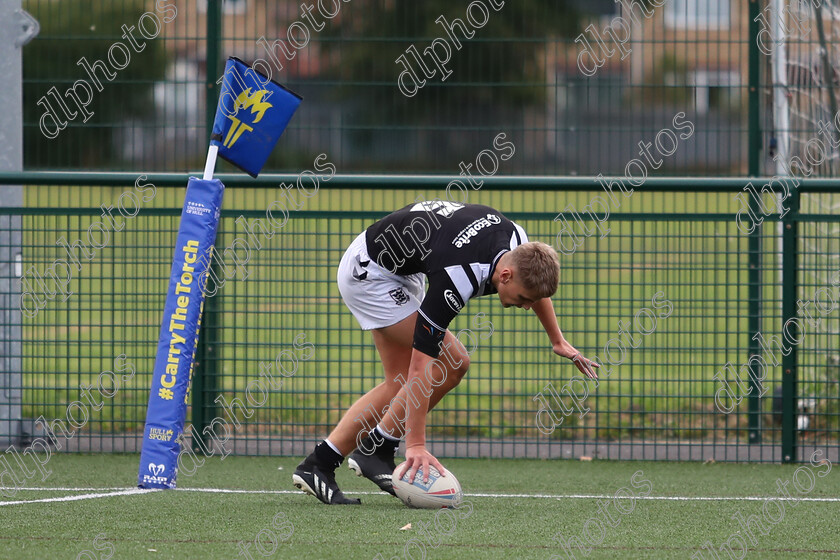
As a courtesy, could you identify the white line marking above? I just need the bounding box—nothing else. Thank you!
[8,487,123,492]
[4,487,839,502]
[470,492,840,502]
[0,488,156,507]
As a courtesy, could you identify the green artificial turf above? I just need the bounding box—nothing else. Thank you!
[1,454,838,559]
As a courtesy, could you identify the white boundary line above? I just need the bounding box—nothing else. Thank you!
[2,486,839,503]
[0,488,157,507]
[469,492,840,502]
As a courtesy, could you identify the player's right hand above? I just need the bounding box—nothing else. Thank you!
[400,445,446,484]
[569,351,600,379]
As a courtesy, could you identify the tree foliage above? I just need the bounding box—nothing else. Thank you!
[23,0,168,168]
[322,0,583,124]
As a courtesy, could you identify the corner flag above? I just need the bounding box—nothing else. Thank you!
[138,57,301,488]
[210,57,302,178]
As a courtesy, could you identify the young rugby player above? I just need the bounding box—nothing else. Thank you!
[293,201,599,504]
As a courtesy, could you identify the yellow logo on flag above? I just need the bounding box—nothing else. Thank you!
[223,88,273,148]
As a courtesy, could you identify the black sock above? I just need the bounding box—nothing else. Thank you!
[375,426,400,452]
[359,426,398,455]
[314,440,343,471]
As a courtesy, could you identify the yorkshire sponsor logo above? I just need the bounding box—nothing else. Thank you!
[452,213,502,248]
[444,289,463,312]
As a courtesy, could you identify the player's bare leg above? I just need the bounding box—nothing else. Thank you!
[290,322,415,505]
[341,312,469,494]
[327,312,469,452]
[293,313,415,503]
[372,335,469,440]
[294,312,470,501]
[325,313,416,455]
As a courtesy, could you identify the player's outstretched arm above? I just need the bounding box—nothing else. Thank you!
[532,297,600,379]
[398,348,447,484]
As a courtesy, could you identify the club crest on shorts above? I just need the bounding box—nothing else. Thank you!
[389,288,410,305]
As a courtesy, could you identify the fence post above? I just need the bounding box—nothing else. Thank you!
[781,189,799,463]
[191,0,224,450]
[0,0,37,448]
[746,0,763,444]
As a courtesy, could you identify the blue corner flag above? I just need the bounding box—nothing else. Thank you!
[211,57,302,178]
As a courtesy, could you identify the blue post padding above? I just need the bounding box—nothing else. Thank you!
[138,177,224,489]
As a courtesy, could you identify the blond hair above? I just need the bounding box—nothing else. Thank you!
[508,241,560,298]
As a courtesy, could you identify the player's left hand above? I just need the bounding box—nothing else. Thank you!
[553,344,600,379]
[400,445,446,484]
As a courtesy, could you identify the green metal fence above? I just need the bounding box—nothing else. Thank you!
[0,174,838,463]
[6,0,839,463]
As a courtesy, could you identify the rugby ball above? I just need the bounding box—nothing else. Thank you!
[392,463,463,509]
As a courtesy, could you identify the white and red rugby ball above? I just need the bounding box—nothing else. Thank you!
[392,463,463,509]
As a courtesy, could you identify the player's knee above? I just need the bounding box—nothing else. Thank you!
[446,355,469,389]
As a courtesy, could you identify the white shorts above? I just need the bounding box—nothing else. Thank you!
[337,231,426,330]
